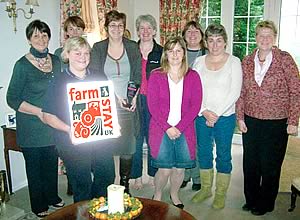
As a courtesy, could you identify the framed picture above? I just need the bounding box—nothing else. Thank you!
[6,113,16,128]
[67,81,120,145]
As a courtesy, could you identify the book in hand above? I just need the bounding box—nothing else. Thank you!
[123,81,139,108]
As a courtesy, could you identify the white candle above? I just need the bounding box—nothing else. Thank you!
[107,184,125,214]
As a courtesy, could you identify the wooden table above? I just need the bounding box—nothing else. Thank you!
[1,125,21,194]
[45,197,196,220]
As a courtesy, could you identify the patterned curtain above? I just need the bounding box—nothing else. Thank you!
[95,0,118,40]
[82,0,95,33]
[160,0,202,45]
[59,0,82,45]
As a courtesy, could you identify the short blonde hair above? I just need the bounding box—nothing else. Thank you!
[255,20,278,36]
[61,36,91,63]
[160,36,188,78]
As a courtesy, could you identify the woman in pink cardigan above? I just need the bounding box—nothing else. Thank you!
[236,20,300,216]
[147,36,202,209]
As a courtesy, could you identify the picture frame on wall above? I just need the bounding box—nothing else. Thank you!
[6,113,16,128]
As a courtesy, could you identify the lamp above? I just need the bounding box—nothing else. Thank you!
[1,0,39,33]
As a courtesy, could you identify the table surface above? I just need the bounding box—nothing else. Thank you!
[45,197,196,220]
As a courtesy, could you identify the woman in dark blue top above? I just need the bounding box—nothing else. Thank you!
[43,37,114,202]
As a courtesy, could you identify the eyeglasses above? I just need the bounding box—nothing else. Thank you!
[108,24,125,29]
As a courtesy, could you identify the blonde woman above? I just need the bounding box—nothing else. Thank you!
[236,20,300,216]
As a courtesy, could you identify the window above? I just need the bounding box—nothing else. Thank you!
[232,0,264,60]
[200,0,221,29]
[279,0,300,67]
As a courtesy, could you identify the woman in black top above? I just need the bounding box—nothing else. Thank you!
[6,20,64,218]
[131,14,162,189]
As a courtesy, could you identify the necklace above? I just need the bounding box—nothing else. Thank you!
[34,56,51,70]
[258,57,266,63]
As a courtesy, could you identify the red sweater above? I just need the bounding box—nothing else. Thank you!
[236,47,300,126]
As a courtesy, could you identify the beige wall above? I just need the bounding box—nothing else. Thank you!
[119,0,160,42]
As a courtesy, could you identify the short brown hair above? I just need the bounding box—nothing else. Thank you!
[182,21,205,49]
[63,16,85,32]
[104,10,126,29]
[255,20,277,36]
[205,24,228,44]
[160,36,188,78]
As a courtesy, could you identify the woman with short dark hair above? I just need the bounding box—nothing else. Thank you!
[6,20,64,218]
[89,10,141,195]
[55,16,86,71]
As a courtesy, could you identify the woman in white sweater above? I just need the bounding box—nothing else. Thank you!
[192,24,242,209]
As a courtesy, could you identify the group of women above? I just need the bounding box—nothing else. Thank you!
[6,8,300,218]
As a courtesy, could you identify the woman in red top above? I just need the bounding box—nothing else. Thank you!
[236,20,300,216]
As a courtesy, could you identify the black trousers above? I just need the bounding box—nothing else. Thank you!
[22,146,62,214]
[57,142,115,203]
[242,115,288,210]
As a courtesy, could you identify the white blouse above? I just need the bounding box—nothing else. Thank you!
[167,75,183,126]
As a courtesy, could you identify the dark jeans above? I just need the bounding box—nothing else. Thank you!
[22,146,62,214]
[242,115,288,210]
[131,94,157,178]
[92,141,115,198]
[57,141,115,203]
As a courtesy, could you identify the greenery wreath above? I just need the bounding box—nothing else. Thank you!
[88,193,143,220]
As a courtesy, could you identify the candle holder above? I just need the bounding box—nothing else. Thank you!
[0,0,39,33]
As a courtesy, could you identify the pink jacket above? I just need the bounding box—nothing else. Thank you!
[147,68,202,159]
